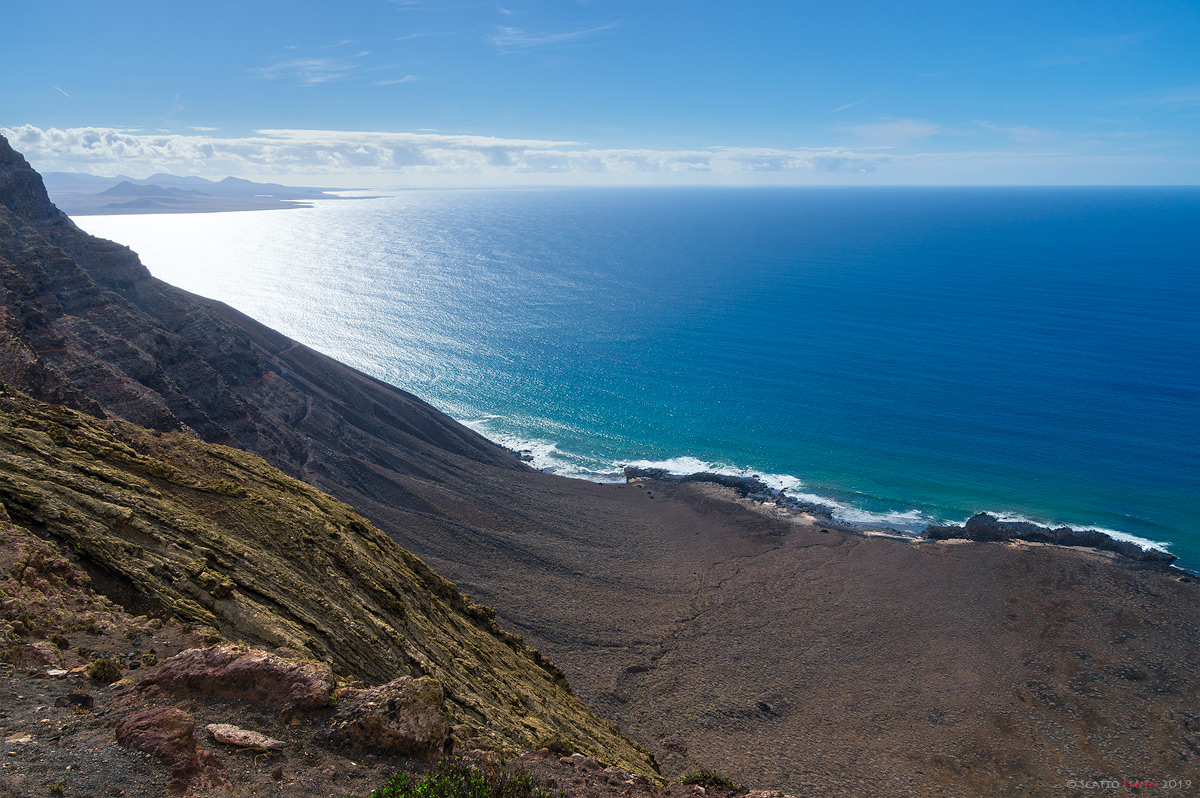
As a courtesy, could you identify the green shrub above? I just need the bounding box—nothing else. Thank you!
[87,657,121,683]
[354,756,555,798]
[49,633,70,650]
[680,770,736,792]
[535,735,575,756]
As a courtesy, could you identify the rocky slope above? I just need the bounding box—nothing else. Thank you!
[0,387,655,779]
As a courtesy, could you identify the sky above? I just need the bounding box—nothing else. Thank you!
[1,0,1197,186]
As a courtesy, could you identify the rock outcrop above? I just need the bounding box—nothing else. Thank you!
[623,467,781,500]
[126,645,337,716]
[330,676,452,758]
[923,512,1177,565]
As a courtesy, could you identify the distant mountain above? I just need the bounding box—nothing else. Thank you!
[98,180,204,198]
[41,171,354,215]
[133,172,333,200]
[41,171,138,191]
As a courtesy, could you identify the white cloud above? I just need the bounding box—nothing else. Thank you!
[0,125,898,184]
[828,98,867,115]
[975,121,1051,143]
[256,57,361,85]
[838,117,941,146]
[374,75,423,86]
[3,125,1193,186]
[490,22,620,51]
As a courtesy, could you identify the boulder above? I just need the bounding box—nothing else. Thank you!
[130,644,335,715]
[331,676,451,758]
[17,640,63,670]
[115,707,229,793]
[205,723,287,751]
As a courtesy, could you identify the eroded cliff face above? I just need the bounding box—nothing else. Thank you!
[0,134,523,508]
[0,388,656,774]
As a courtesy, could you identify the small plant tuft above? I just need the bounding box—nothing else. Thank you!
[49,633,70,650]
[87,657,121,683]
[200,627,224,645]
[352,756,557,798]
[48,780,66,795]
[535,735,575,757]
[680,770,736,792]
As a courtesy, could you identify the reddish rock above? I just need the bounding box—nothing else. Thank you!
[331,676,451,758]
[17,640,63,670]
[131,644,335,715]
[115,707,230,793]
[559,753,601,771]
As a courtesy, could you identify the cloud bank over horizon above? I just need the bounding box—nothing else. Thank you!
[2,124,891,185]
[3,124,1194,187]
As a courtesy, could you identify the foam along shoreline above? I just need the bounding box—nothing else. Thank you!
[463,419,1178,567]
[623,465,1177,567]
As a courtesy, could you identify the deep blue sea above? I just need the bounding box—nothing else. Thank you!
[75,187,1200,568]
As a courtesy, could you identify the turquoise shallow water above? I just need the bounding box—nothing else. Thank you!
[75,187,1200,567]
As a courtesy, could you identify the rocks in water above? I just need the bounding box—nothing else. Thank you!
[623,466,828,517]
[127,644,335,716]
[114,706,230,793]
[205,723,288,751]
[923,513,1177,566]
[330,676,451,758]
[623,467,769,499]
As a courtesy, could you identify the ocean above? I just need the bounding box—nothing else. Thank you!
[74,187,1200,568]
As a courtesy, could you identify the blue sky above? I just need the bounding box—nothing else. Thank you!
[2,0,1197,185]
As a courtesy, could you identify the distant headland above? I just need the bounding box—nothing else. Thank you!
[41,171,363,215]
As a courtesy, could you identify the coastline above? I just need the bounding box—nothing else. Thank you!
[484,426,1182,569]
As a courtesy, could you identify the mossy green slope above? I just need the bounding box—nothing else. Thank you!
[0,387,656,776]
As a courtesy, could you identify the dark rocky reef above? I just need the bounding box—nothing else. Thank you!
[923,512,1177,566]
[623,466,774,499]
[622,466,826,512]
